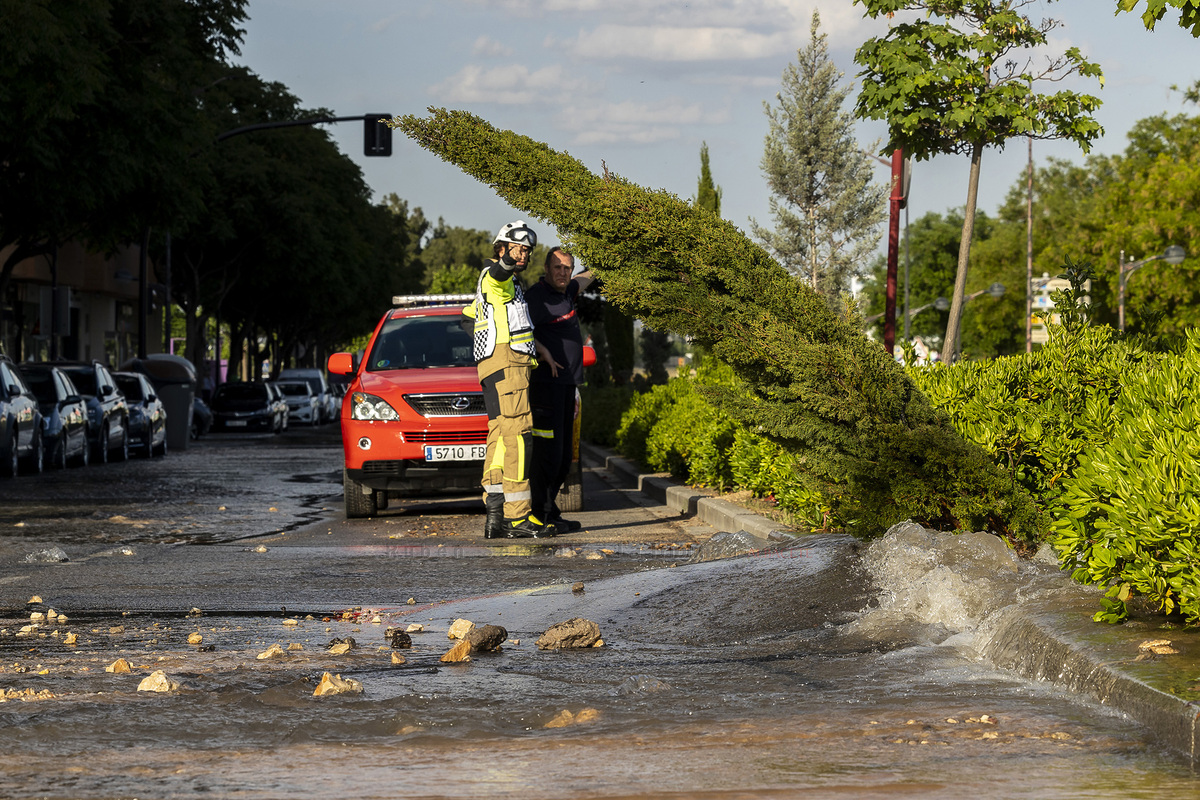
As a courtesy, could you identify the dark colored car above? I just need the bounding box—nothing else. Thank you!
[0,356,44,477]
[54,361,130,463]
[114,372,168,457]
[192,397,213,439]
[19,363,90,469]
[210,382,283,433]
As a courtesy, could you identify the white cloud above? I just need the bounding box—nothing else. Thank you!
[431,63,598,104]
[562,24,798,61]
[472,35,514,57]
[556,99,731,145]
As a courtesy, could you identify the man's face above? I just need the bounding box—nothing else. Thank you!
[546,252,574,291]
[503,242,530,269]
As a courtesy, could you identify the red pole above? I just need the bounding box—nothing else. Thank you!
[884,148,902,356]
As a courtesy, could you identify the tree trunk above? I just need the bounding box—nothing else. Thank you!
[943,141,983,363]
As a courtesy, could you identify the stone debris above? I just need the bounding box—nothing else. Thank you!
[56,615,67,624]
[388,630,412,649]
[288,643,303,651]
[405,623,424,633]
[544,708,601,728]
[29,612,44,622]
[467,624,507,653]
[138,671,179,693]
[109,626,125,635]
[17,625,35,637]
[106,658,132,674]
[440,639,471,663]
[0,688,56,703]
[46,609,57,620]
[23,547,69,563]
[257,644,286,660]
[63,633,78,645]
[555,547,578,558]
[572,582,585,593]
[187,633,203,645]
[391,652,406,665]
[188,607,203,617]
[537,618,602,650]
[584,551,604,561]
[447,619,475,640]
[282,619,299,628]
[327,637,357,656]
[1139,639,1179,655]
[313,672,363,697]
[407,597,416,605]
[253,545,268,553]
[27,595,43,605]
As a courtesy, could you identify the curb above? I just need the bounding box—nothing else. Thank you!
[581,440,1200,765]
[581,442,792,542]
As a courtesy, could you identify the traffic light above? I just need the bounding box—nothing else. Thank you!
[364,114,392,157]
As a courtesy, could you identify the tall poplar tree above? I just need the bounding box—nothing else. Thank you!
[753,12,886,302]
[695,142,722,216]
[854,0,1103,362]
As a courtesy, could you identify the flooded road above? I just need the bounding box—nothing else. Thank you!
[1,429,1198,798]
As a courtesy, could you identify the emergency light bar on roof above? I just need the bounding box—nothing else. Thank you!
[391,294,474,308]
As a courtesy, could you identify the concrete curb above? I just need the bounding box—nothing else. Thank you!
[581,442,791,542]
[581,440,1200,765]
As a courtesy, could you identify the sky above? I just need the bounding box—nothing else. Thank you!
[234,0,1199,254]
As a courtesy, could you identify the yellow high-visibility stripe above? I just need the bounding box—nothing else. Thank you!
[532,428,553,438]
[491,438,506,471]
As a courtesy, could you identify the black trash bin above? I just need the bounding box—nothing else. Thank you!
[119,355,196,452]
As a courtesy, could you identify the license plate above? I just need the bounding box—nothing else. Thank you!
[424,444,486,462]
[227,420,248,427]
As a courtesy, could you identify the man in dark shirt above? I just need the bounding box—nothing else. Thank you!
[526,247,593,534]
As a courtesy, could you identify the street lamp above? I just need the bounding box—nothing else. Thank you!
[1118,245,1186,332]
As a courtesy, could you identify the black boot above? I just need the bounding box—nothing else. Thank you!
[502,514,555,539]
[483,493,505,539]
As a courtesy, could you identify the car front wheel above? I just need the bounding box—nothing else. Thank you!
[20,431,44,476]
[343,469,378,519]
[114,421,129,462]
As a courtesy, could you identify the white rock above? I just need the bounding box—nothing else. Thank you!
[313,672,363,696]
[137,671,179,692]
[282,619,299,627]
[257,644,286,660]
[405,623,425,633]
[447,618,475,640]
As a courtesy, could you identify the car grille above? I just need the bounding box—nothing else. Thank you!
[403,393,486,417]
[403,431,486,445]
[362,460,406,475]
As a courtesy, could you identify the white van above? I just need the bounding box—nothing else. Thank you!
[276,368,334,423]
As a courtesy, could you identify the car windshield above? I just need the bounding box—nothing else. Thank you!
[215,384,267,401]
[114,376,144,401]
[60,367,97,395]
[22,369,57,405]
[367,314,474,371]
[277,383,310,396]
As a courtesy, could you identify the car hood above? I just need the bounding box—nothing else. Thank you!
[356,367,481,396]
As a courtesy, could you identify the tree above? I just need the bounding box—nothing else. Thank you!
[754,12,887,301]
[394,108,1043,541]
[695,142,722,216]
[853,0,1103,362]
[1117,0,1200,35]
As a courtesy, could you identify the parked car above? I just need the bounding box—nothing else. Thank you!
[54,361,130,463]
[19,362,90,469]
[191,397,213,439]
[114,372,168,457]
[0,355,44,476]
[274,380,320,426]
[210,381,284,433]
[266,382,289,433]
[277,367,334,423]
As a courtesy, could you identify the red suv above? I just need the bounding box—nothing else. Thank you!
[327,295,487,518]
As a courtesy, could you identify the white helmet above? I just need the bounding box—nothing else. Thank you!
[494,220,537,248]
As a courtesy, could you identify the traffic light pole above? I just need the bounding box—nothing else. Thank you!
[216,114,393,156]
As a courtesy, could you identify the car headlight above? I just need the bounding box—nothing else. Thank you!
[350,392,399,421]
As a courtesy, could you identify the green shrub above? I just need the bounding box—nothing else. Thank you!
[1052,328,1200,624]
[579,384,636,447]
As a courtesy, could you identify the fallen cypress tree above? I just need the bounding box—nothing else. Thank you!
[394,108,1041,544]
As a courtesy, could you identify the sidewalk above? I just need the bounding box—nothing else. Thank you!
[583,441,1200,764]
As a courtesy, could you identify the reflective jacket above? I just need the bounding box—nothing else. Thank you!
[464,262,535,360]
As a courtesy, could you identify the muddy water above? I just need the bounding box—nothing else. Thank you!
[2,532,1198,799]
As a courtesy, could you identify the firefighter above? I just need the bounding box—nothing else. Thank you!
[463,221,556,539]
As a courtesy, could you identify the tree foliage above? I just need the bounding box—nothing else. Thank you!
[853,0,1103,362]
[754,12,886,300]
[1117,0,1200,35]
[394,107,1042,539]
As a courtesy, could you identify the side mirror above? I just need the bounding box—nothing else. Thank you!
[327,352,355,376]
[582,345,597,368]
[100,385,114,397]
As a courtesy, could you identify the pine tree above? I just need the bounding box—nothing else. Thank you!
[753,12,887,301]
[393,107,1043,542]
[695,142,722,216]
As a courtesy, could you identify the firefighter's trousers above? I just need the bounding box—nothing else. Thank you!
[478,347,533,520]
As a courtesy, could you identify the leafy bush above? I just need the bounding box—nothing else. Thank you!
[1052,328,1200,624]
[579,384,636,447]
